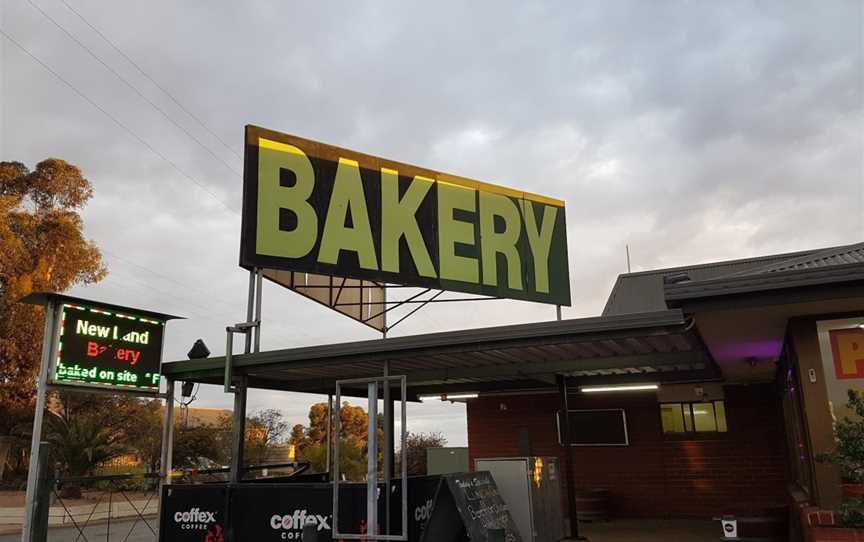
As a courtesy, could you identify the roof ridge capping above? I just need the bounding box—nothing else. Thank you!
[603,241,862,316]
[720,241,864,278]
[616,246,822,279]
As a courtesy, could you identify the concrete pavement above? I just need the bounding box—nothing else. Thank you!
[0,517,158,542]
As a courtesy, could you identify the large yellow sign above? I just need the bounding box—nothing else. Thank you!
[240,125,571,306]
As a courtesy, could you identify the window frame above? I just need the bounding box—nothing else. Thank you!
[659,399,728,437]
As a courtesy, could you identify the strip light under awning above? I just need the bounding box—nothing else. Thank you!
[579,384,659,393]
[418,393,479,402]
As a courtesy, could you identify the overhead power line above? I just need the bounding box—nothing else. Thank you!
[26,0,242,177]
[0,27,239,215]
[102,249,239,313]
[58,0,243,161]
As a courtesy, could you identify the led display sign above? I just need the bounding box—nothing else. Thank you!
[240,125,571,306]
[51,302,165,392]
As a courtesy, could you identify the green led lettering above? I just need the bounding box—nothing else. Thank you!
[381,170,436,277]
[318,158,379,270]
[479,192,523,290]
[438,183,479,284]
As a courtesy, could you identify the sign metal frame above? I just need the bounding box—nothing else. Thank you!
[333,375,408,541]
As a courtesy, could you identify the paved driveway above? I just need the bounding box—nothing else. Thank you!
[579,518,721,542]
[0,518,158,542]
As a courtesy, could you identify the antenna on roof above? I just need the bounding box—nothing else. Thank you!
[626,244,632,273]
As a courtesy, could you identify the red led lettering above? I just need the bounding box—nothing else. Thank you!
[86,341,107,357]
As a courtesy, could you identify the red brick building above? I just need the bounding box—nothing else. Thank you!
[458,241,863,527]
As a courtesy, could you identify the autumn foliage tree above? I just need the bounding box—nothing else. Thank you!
[290,402,446,479]
[0,159,106,477]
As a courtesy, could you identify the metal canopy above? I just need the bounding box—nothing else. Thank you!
[20,292,185,321]
[161,309,718,400]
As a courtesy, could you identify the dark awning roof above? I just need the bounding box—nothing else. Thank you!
[161,309,718,400]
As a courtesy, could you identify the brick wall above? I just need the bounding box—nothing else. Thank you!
[466,383,788,518]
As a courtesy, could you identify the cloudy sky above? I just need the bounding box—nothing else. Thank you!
[1,1,862,446]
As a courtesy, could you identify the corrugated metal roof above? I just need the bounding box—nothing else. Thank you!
[728,242,864,275]
[663,241,864,303]
[602,247,820,316]
[162,309,716,397]
[603,242,864,315]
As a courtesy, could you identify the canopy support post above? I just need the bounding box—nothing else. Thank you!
[230,376,247,483]
[326,393,333,474]
[366,381,379,537]
[383,361,394,535]
[558,374,587,541]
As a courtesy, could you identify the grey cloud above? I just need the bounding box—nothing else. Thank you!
[1,0,861,445]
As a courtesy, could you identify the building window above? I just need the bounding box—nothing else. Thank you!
[660,401,728,434]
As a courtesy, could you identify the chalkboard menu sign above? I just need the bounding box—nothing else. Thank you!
[421,472,523,542]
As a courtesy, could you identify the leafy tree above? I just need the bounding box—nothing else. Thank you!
[288,424,308,453]
[0,159,105,478]
[44,409,126,498]
[290,402,398,480]
[172,424,228,469]
[304,439,368,481]
[397,432,447,476]
[116,398,164,473]
[219,408,290,466]
[245,408,290,465]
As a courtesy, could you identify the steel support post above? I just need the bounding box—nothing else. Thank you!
[22,301,60,542]
[326,393,333,474]
[31,442,52,542]
[558,374,586,541]
[230,376,248,483]
[383,362,394,535]
[160,380,175,484]
[155,379,176,542]
[254,268,263,353]
[244,269,255,352]
[366,381,379,537]
[229,268,258,482]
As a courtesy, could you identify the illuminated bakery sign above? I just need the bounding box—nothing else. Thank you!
[817,318,864,418]
[51,302,166,392]
[829,327,864,380]
[240,125,571,306]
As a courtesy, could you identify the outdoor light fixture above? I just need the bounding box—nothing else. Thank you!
[418,393,479,402]
[446,393,479,400]
[181,381,195,397]
[187,339,210,360]
[580,383,659,393]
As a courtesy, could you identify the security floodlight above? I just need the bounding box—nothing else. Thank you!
[187,339,210,360]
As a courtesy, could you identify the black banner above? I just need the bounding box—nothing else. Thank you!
[160,477,473,541]
[159,485,229,542]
